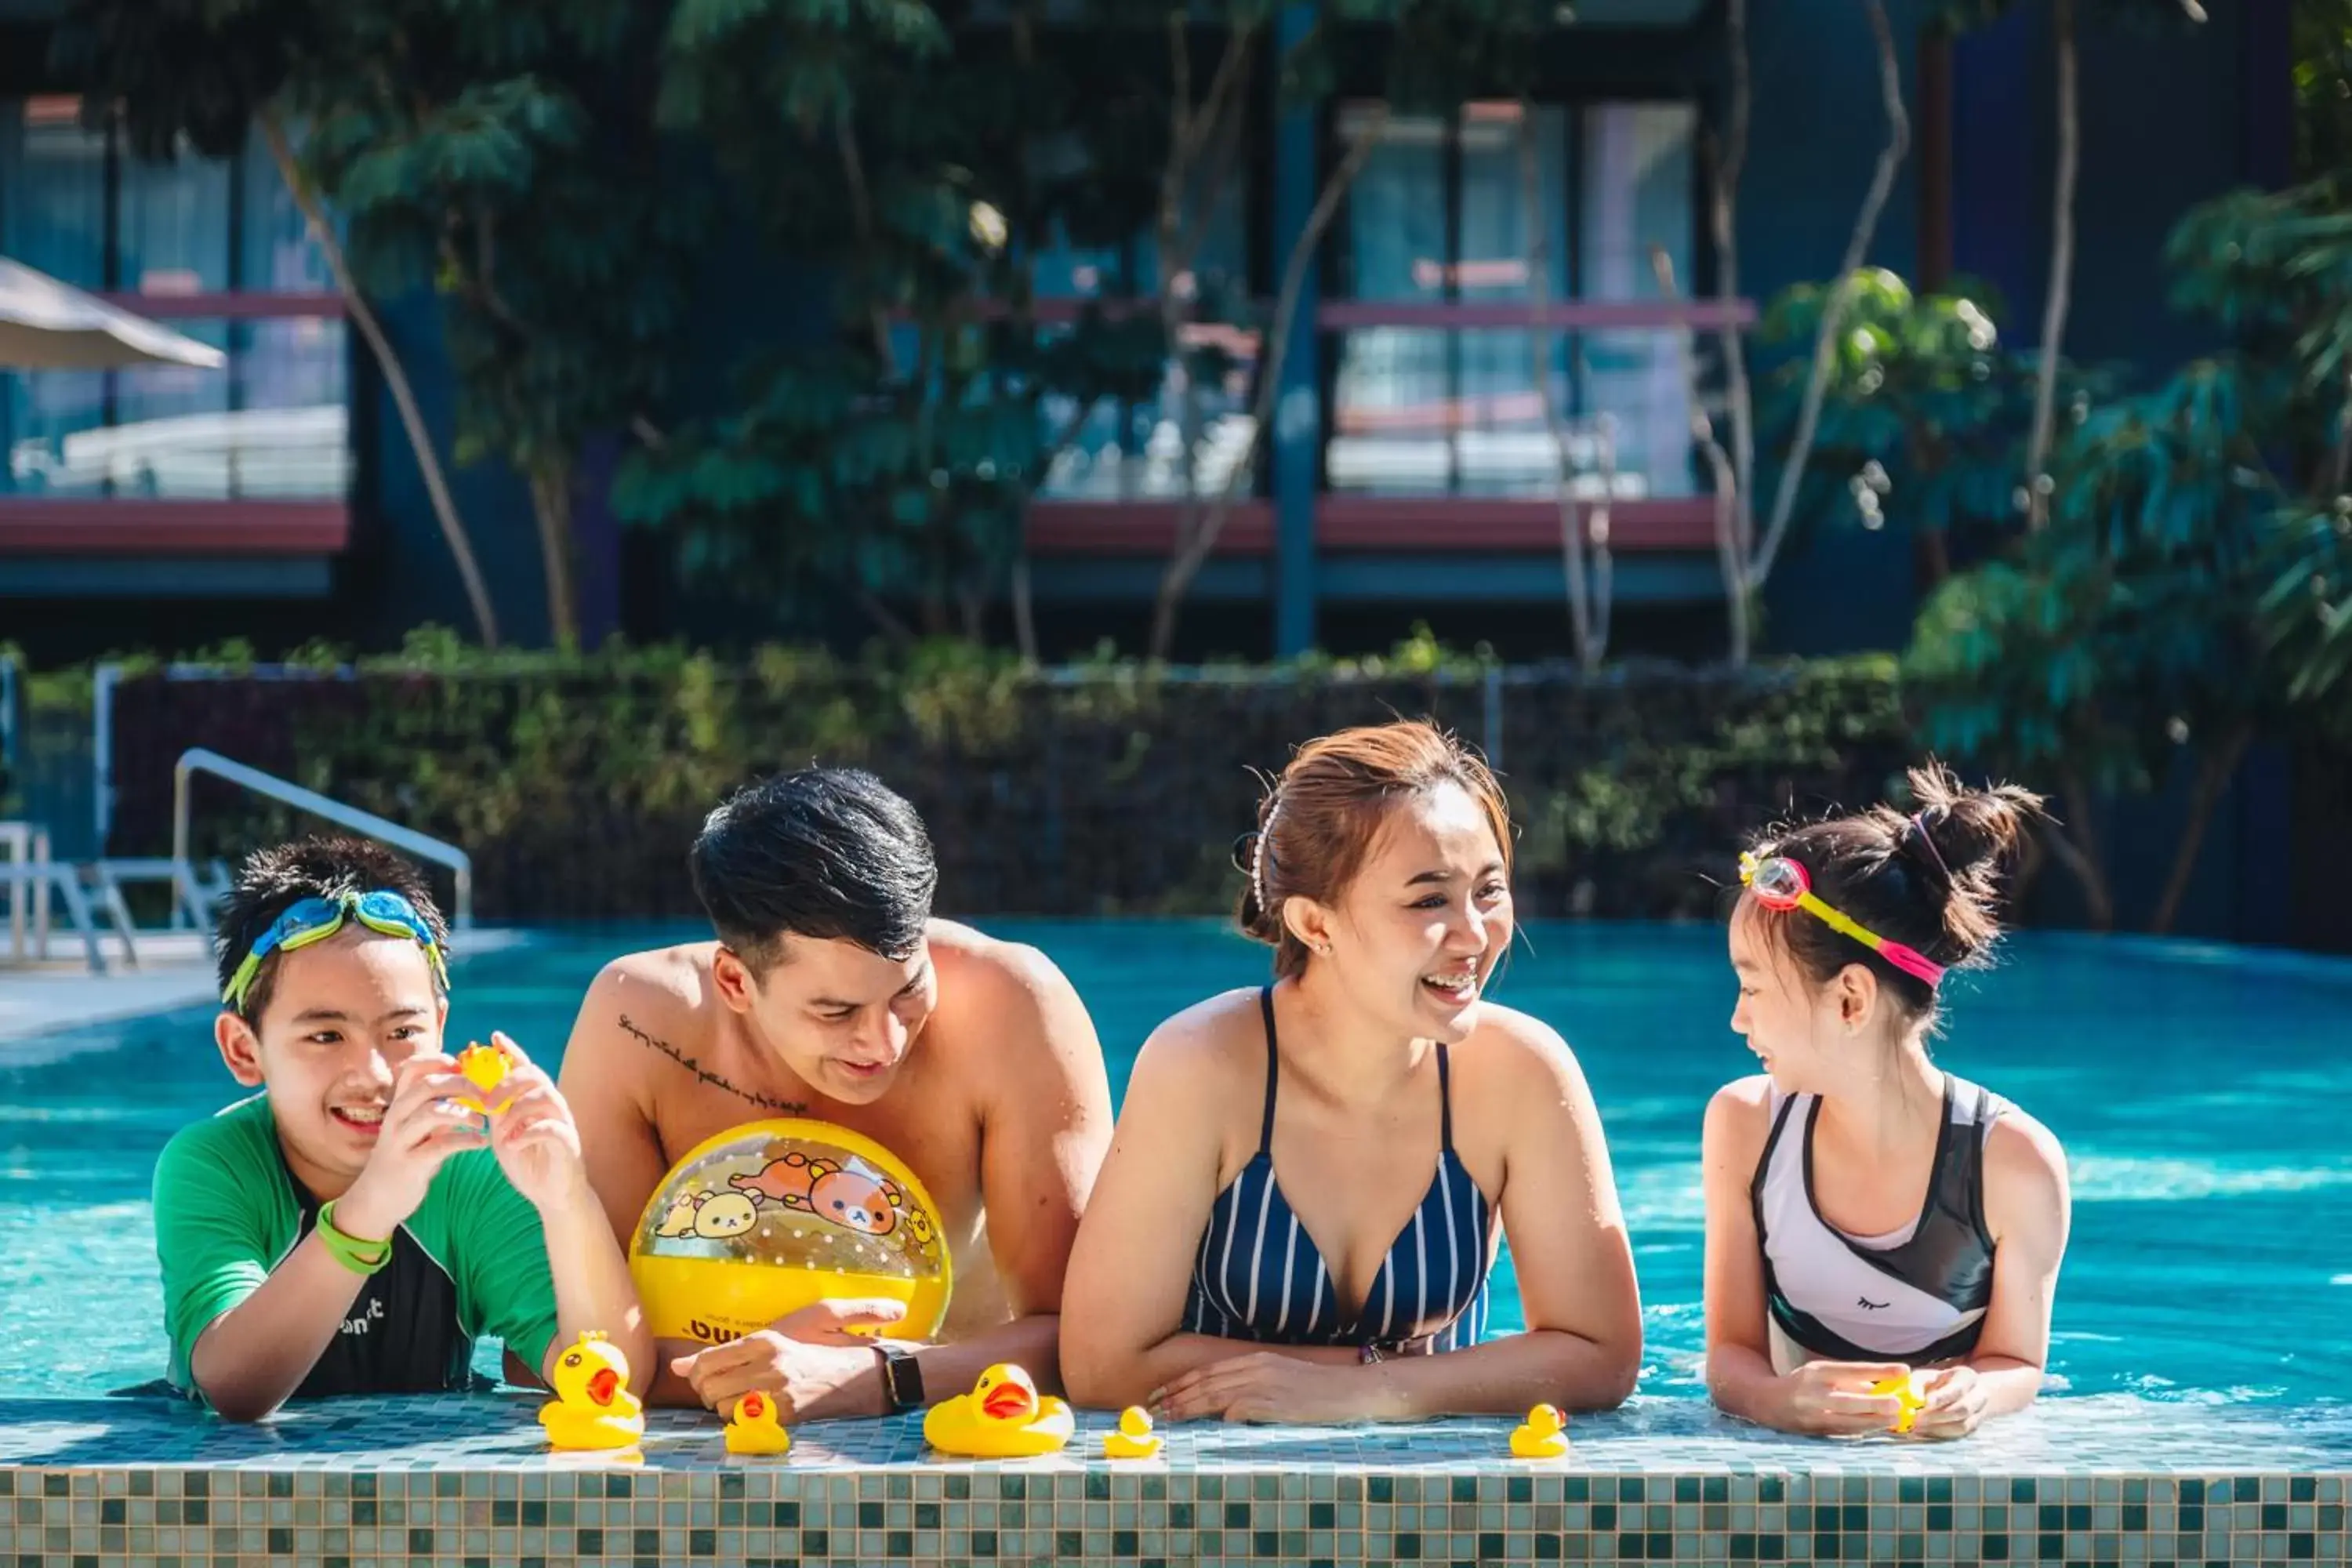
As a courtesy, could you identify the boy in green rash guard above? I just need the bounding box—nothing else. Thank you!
[154,837,648,1421]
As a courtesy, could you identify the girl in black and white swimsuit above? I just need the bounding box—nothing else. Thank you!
[1701,765,2074,1439]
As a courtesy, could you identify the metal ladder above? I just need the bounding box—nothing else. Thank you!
[3,819,222,974]
[6,750,476,975]
[174,749,474,931]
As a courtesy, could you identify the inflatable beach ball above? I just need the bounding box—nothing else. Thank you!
[628,1120,953,1345]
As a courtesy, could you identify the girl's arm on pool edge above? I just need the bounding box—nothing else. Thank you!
[1699,1080,1912,1436]
[1915,1110,2072,1435]
[1700,1080,1790,1425]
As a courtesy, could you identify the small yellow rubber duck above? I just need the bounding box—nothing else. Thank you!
[724,1391,793,1457]
[1509,1404,1570,1459]
[1871,1372,1930,1436]
[453,1040,514,1115]
[539,1332,645,1451]
[921,1364,1074,1457]
[1104,1406,1161,1461]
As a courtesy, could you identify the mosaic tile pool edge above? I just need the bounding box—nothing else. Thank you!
[2,1465,2347,1568]
[3,1396,2347,1567]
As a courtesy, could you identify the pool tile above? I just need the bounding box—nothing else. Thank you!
[1,1398,2347,1566]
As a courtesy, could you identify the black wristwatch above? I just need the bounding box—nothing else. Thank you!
[875,1345,924,1412]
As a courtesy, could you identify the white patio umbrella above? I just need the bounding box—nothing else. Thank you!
[0,255,227,371]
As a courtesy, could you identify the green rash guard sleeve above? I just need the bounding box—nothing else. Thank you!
[152,1096,300,1396]
[429,1149,563,1380]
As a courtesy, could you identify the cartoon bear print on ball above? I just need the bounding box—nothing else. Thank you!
[729,1152,934,1242]
[629,1120,954,1345]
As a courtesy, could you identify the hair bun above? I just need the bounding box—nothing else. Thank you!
[1908,765,2038,880]
[1902,763,2045,960]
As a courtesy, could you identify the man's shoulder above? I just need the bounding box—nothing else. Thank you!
[570,942,720,1058]
[593,941,720,1002]
[924,920,1102,1076]
[927,920,1065,1001]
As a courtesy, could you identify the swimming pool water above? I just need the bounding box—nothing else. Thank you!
[3,920,2347,1403]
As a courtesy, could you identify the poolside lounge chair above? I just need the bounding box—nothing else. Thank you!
[2,820,229,974]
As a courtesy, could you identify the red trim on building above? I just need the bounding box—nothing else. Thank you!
[0,499,350,554]
[1026,501,1278,555]
[919,297,1756,329]
[1025,496,1716,555]
[1316,299,1758,331]
[1315,495,1719,551]
[93,291,347,321]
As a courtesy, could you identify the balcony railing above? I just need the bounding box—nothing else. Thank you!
[0,290,353,554]
[1027,293,1752,554]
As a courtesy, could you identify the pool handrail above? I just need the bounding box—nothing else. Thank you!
[172,748,473,930]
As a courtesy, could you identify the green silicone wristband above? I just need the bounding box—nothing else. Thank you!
[316,1200,392,1276]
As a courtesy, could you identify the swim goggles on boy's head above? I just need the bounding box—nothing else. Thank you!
[222,890,451,1014]
[1737,851,1946,989]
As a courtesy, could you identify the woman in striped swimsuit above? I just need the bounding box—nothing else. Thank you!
[1703,765,2073,1439]
[1062,720,1642,1423]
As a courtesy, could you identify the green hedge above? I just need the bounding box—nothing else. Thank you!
[89,632,1915,922]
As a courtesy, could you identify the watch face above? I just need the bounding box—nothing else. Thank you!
[886,1350,923,1408]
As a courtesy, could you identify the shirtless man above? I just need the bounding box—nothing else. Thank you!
[558,768,1113,1419]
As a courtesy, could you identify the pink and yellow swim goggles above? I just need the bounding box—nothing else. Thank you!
[1737,851,1946,989]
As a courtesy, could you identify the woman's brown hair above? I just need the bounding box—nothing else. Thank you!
[1745,762,2045,1018]
[1236,720,1512,978]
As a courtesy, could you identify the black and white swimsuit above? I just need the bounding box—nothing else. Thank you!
[1751,1076,2005,1370]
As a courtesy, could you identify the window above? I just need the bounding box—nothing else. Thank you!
[1328,98,1697,499]
[0,98,349,501]
[1034,175,1259,502]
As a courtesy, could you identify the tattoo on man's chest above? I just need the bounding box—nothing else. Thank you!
[618,1014,809,1116]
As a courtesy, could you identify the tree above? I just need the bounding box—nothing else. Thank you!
[1139,0,1375,661]
[1751,269,2060,587]
[615,0,1174,647]
[294,7,706,649]
[59,0,503,648]
[1904,145,2352,934]
[1664,0,1909,666]
[1935,0,2209,529]
[1908,361,2292,932]
[1520,95,1609,670]
[1751,0,1910,595]
[2169,178,2352,728]
[2294,0,2352,180]
[1142,0,1592,659]
[1744,268,2079,911]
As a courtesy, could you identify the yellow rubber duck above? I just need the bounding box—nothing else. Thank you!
[921,1364,1074,1458]
[724,1391,793,1457]
[453,1040,514,1115]
[1103,1406,1161,1461]
[539,1332,645,1451]
[1871,1372,1930,1436]
[1509,1404,1570,1459]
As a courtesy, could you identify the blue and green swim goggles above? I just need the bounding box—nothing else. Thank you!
[222,890,451,1014]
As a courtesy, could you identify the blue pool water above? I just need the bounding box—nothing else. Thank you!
[2,920,2347,1403]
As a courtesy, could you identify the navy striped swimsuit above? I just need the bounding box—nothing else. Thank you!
[1181,987,1495,1353]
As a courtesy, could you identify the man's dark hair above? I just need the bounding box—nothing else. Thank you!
[215,835,452,1022]
[689,768,937,972]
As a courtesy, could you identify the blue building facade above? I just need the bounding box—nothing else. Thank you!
[0,0,2289,662]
